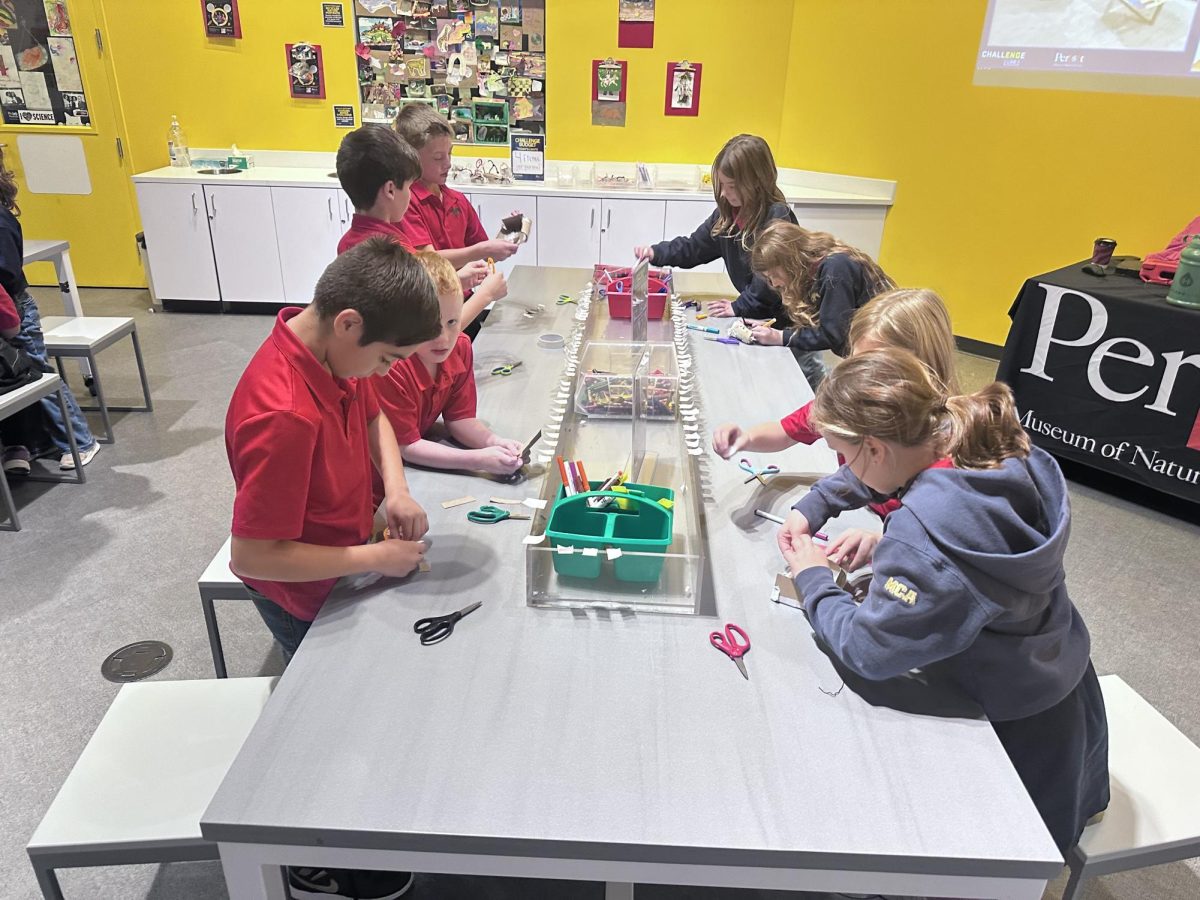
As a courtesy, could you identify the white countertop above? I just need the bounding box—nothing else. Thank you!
[132,164,894,207]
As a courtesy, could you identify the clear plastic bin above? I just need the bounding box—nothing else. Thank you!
[575,342,677,420]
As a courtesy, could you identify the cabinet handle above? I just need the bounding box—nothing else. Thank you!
[208,195,216,220]
[327,197,334,220]
[590,208,595,229]
[606,208,612,230]
[191,192,197,213]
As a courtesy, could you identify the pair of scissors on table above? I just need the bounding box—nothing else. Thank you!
[555,293,577,305]
[710,623,751,680]
[467,504,532,524]
[414,601,481,646]
[491,360,523,376]
[740,458,780,485]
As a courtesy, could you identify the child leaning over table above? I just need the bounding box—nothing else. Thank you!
[374,251,526,477]
[779,349,1109,855]
[226,237,440,664]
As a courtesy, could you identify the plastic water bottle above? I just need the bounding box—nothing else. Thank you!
[1166,234,1200,310]
[167,115,190,168]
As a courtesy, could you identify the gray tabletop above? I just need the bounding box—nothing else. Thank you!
[203,267,1062,880]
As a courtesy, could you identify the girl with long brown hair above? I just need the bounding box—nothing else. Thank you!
[749,221,893,388]
[0,148,99,470]
[634,134,796,322]
[777,349,1109,856]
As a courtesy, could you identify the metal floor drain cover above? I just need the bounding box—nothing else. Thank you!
[101,641,173,683]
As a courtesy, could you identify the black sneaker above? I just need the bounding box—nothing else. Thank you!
[352,870,415,899]
[287,867,414,900]
[287,867,353,899]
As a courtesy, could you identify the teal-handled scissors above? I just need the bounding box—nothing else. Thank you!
[555,293,577,305]
[491,360,523,376]
[740,457,780,486]
[467,504,532,524]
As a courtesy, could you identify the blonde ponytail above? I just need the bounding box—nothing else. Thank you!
[810,350,1030,470]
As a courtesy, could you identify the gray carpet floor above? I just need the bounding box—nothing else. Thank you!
[2,287,1198,900]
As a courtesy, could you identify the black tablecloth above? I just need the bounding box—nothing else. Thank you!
[998,262,1200,504]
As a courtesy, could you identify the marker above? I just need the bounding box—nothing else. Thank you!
[687,324,720,334]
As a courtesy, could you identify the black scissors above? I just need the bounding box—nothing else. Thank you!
[413,601,482,646]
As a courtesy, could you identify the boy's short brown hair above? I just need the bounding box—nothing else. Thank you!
[313,236,441,346]
[335,125,420,210]
[393,103,454,149]
[413,250,461,298]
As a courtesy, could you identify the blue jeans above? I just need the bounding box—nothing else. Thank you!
[793,349,829,391]
[248,588,311,664]
[10,290,96,456]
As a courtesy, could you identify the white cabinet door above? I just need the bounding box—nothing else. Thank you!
[471,192,538,277]
[792,203,886,259]
[536,196,601,270]
[134,182,220,303]
[204,185,286,304]
[662,200,724,273]
[599,198,665,264]
[271,187,345,305]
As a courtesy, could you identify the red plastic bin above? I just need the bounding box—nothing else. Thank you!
[606,277,670,320]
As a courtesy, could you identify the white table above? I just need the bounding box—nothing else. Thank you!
[23,238,91,379]
[202,267,1063,900]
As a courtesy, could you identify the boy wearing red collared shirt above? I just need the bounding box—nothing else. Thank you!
[376,251,525,476]
[225,238,442,662]
[393,104,514,330]
[335,125,419,256]
[335,123,499,309]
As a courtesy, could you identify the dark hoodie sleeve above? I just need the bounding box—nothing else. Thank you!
[730,273,786,320]
[793,523,998,681]
[792,465,883,531]
[650,209,721,269]
[0,220,24,299]
[780,254,865,354]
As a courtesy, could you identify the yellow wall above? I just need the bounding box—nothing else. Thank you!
[778,1,1200,345]
[104,0,794,172]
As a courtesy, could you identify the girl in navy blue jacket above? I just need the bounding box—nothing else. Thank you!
[634,134,796,321]
[0,151,98,469]
[780,349,1109,854]
[749,221,892,389]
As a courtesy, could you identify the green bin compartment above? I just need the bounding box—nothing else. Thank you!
[544,482,675,582]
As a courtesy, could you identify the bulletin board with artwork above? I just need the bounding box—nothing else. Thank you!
[352,0,546,147]
[0,0,89,126]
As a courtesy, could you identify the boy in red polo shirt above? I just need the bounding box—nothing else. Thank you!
[335,124,503,309]
[377,251,525,476]
[394,105,521,330]
[225,237,442,663]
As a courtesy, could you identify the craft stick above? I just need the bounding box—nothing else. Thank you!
[441,496,475,509]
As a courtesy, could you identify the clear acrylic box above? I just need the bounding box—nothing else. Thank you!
[525,285,707,616]
[574,342,677,420]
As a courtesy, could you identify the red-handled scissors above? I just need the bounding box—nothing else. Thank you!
[710,623,751,680]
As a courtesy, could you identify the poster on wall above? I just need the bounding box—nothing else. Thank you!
[664,60,701,116]
[510,131,543,181]
[0,0,89,125]
[286,42,326,98]
[351,0,546,146]
[201,0,242,39]
[617,0,653,49]
[322,3,344,27]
